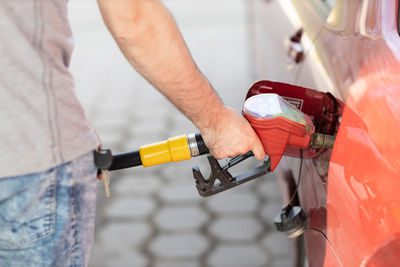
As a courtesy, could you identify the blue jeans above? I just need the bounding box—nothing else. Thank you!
[0,151,97,267]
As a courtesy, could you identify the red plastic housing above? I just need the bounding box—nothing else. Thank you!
[244,111,314,171]
[245,80,343,161]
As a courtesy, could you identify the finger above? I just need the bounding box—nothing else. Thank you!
[252,140,266,160]
[213,151,225,160]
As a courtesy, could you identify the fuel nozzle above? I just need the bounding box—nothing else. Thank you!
[243,93,315,171]
[243,93,336,170]
[94,133,270,198]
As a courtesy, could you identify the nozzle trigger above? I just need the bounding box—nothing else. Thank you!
[192,153,270,197]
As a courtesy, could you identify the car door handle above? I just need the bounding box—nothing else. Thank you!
[287,28,304,64]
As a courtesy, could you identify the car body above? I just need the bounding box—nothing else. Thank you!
[250,0,400,266]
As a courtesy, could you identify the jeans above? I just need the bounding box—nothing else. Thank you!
[0,151,97,267]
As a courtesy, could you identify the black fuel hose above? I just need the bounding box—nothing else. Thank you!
[109,150,142,171]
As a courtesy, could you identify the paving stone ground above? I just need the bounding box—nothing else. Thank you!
[69,0,292,266]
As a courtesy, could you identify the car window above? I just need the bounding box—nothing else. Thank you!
[307,0,337,22]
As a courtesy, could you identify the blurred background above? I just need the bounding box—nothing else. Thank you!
[69,0,291,266]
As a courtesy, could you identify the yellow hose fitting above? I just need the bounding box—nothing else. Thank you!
[139,135,192,167]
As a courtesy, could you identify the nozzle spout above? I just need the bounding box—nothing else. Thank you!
[310,133,336,149]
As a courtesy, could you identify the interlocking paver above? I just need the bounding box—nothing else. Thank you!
[206,192,259,214]
[255,174,283,199]
[89,251,148,267]
[129,115,169,135]
[155,206,209,232]
[262,232,293,257]
[260,200,284,223]
[208,217,263,242]
[113,174,163,195]
[104,196,156,219]
[89,223,150,267]
[159,162,194,183]
[155,260,199,267]
[159,182,201,203]
[166,119,197,136]
[124,132,167,149]
[207,244,269,267]
[150,233,209,258]
[274,258,294,267]
[95,222,151,248]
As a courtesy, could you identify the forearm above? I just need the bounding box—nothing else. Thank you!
[97,0,266,160]
[97,0,224,131]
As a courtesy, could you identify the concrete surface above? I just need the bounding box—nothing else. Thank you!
[69,0,292,266]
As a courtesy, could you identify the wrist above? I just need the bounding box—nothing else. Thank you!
[192,86,226,132]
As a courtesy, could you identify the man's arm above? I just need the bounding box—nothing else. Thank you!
[97,0,265,160]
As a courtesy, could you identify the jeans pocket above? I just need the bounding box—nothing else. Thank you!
[0,168,57,249]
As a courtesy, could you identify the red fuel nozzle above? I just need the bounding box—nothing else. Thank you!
[243,93,315,171]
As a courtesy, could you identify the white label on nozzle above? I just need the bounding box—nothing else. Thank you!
[243,93,306,125]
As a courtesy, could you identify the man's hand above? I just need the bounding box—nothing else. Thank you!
[97,0,266,160]
[199,107,266,160]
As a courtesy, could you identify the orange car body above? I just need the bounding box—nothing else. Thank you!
[251,0,400,266]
